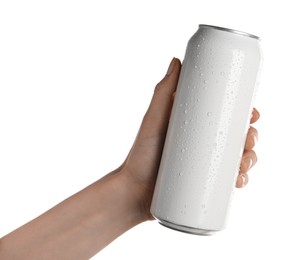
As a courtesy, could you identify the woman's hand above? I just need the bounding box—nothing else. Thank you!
[122,58,260,222]
[0,58,260,259]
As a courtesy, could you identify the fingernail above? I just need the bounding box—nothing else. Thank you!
[245,157,253,170]
[237,173,249,188]
[254,134,258,143]
[166,58,176,75]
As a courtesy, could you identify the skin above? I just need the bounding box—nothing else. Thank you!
[0,58,260,259]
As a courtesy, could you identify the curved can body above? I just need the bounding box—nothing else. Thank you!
[150,25,262,235]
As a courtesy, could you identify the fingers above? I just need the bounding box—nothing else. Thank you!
[236,149,258,188]
[250,108,260,124]
[139,58,182,139]
[239,150,257,173]
[236,108,260,188]
[244,126,258,150]
[236,173,249,188]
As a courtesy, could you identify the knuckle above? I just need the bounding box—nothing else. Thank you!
[154,82,164,93]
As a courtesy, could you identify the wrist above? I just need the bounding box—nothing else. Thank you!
[114,168,152,224]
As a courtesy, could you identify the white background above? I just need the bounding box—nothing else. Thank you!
[0,0,297,259]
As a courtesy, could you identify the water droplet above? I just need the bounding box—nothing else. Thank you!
[179,172,183,177]
[197,44,201,48]
[184,120,188,125]
[203,80,207,84]
[181,148,186,153]
[194,65,198,69]
[184,109,188,114]
[207,112,212,117]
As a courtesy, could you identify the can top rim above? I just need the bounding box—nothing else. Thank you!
[199,24,260,40]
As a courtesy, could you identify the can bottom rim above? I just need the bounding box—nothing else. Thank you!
[156,217,217,236]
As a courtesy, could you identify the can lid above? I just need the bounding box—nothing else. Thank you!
[199,24,260,40]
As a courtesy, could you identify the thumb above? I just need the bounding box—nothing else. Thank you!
[140,58,182,139]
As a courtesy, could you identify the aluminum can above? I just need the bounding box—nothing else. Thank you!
[150,24,262,235]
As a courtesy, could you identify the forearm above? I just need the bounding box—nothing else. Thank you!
[0,169,144,259]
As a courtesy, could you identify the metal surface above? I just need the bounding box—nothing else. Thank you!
[157,218,216,236]
[199,24,260,40]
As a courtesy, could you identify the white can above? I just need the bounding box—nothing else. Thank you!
[150,24,262,235]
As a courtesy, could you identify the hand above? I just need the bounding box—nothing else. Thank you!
[0,58,260,258]
[236,108,260,188]
[122,58,260,221]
